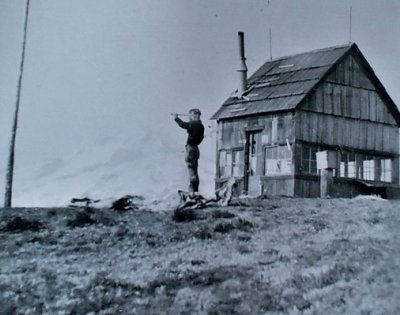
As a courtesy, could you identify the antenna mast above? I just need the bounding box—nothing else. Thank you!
[4,0,31,207]
[267,0,272,60]
[349,5,352,44]
[269,28,273,60]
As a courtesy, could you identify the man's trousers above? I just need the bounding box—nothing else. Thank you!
[185,144,200,193]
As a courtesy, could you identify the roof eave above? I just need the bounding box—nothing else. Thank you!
[211,108,296,122]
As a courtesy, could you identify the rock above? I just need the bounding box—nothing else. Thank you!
[1,216,44,233]
[110,195,142,211]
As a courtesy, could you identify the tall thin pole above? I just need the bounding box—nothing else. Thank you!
[349,6,352,44]
[266,0,272,60]
[4,0,31,208]
[269,27,273,60]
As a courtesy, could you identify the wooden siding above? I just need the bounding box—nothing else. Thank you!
[300,54,397,126]
[325,54,396,125]
[301,83,396,125]
[294,175,320,198]
[294,175,400,199]
[297,53,399,156]
[261,176,294,197]
[217,113,295,150]
[327,53,374,89]
[296,110,399,154]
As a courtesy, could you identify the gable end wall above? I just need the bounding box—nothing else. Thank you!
[296,53,399,154]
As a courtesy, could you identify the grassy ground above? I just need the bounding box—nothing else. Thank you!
[0,197,399,314]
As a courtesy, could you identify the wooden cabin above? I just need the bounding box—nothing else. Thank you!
[211,36,400,198]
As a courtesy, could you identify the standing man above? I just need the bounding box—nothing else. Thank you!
[173,108,205,197]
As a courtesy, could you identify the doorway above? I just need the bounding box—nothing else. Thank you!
[244,131,262,196]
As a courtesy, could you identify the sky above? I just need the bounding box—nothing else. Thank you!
[1,0,400,204]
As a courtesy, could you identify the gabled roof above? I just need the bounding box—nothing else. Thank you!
[211,43,400,125]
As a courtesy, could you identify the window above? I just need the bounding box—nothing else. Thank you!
[362,156,375,180]
[232,150,244,177]
[301,146,318,174]
[340,151,356,178]
[218,151,230,177]
[265,146,292,175]
[334,151,392,183]
[380,159,392,182]
[219,150,244,178]
[340,154,345,177]
[226,152,232,177]
[348,153,356,178]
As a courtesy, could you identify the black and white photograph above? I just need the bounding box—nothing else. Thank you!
[0,0,399,314]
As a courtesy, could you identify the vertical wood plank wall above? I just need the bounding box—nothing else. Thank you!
[217,113,294,151]
[297,53,399,154]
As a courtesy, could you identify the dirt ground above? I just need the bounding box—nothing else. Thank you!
[0,197,399,315]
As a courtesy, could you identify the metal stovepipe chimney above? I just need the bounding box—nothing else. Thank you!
[237,31,248,95]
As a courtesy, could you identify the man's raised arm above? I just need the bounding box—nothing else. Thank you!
[173,115,189,129]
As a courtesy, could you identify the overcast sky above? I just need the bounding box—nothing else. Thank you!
[1,0,399,177]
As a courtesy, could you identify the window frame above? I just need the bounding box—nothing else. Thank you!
[264,145,292,176]
[232,149,245,177]
[338,152,392,183]
[301,145,318,174]
[362,155,375,181]
[339,151,356,178]
[380,158,392,183]
[218,148,245,178]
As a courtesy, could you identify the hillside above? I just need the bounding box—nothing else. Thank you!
[1,197,399,314]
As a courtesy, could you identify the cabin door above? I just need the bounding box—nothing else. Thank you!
[244,131,262,196]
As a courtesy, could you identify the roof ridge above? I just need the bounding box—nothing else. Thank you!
[270,43,354,62]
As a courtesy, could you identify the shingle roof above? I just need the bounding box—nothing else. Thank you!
[211,43,400,125]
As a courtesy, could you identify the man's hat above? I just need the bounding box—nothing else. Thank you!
[189,108,201,115]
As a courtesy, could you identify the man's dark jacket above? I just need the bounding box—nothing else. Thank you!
[175,117,204,146]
